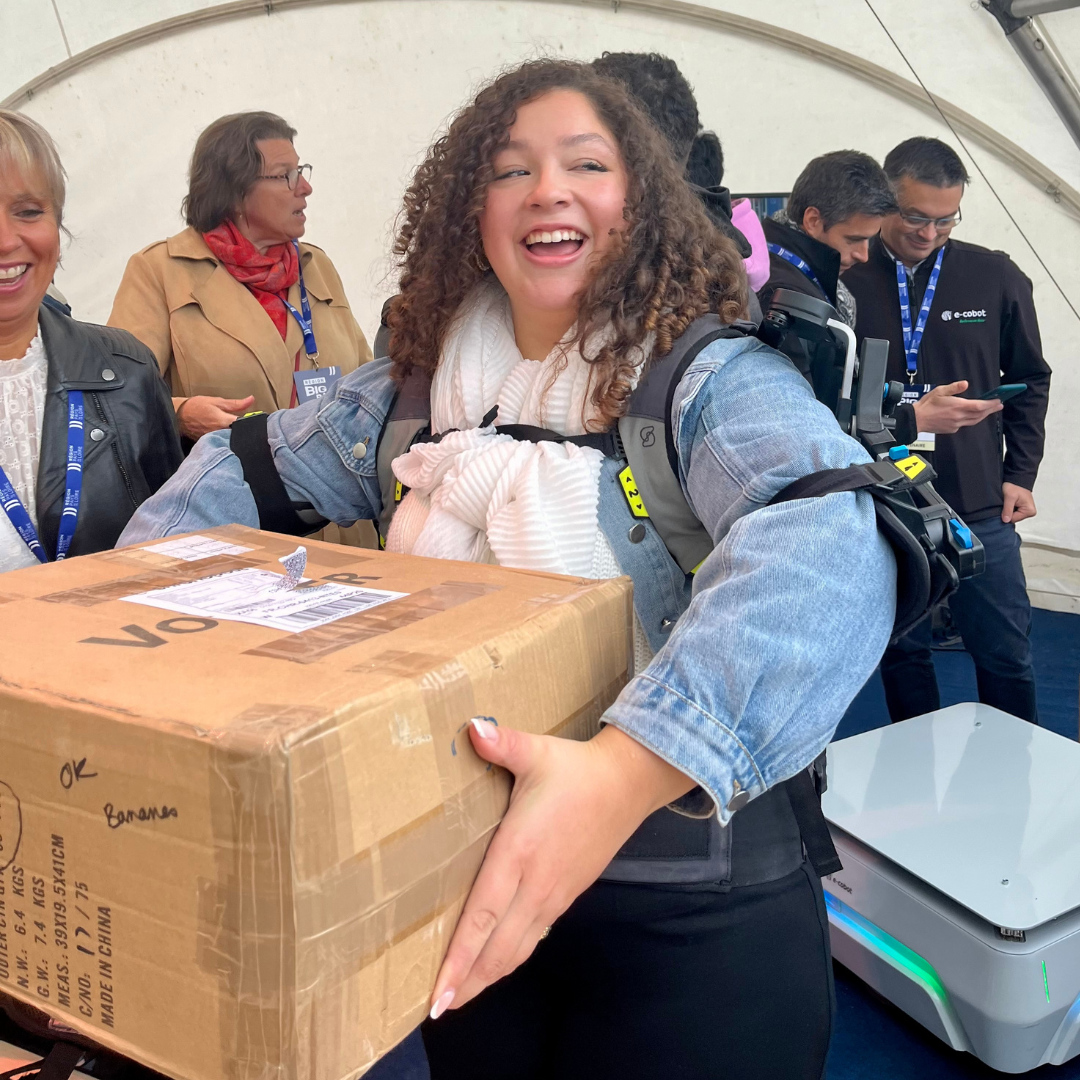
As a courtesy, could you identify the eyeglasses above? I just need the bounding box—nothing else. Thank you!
[898,207,961,230]
[256,164,313,189]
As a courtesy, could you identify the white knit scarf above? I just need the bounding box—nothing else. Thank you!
[387,279,641,577]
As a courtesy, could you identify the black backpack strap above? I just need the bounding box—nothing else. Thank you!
[230,413,327,536]
[768,459,924,506]
[622,314,749,475]
[493,424,623,458]
[0,1041,84,1080]
[616,316,753,575]
[783,768,843,877]
[768,464,880,504]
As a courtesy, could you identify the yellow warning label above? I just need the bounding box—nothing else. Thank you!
[619,465,649,518]
[394,480,403,503]
[894,455,928,480]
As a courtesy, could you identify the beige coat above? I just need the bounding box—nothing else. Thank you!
[108,226,373,412]
[109,226,377,549]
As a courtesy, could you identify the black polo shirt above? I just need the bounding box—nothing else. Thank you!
[843,236,1051,521]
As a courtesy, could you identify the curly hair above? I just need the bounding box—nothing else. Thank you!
[388,59,747,428]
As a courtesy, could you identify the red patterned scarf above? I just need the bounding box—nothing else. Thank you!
[202,219,299,339]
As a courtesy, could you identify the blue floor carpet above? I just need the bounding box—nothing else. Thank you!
[371,607,1080,1080]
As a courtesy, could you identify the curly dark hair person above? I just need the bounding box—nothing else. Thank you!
[387,58,748,429]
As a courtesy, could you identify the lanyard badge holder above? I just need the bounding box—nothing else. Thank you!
[767,243,826,295]
[284,241,344,404]
[0,390,85,562]
[896,246,944,384]
[284,240,319,362]
[896,247,945,451]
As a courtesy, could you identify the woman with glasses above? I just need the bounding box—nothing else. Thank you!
[109,111,373,444]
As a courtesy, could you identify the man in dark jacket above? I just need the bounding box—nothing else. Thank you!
[843,137,1052,724]
[758,151,897,387]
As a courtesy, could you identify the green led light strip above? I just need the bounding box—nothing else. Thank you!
[1043,961,1050,1004]
[825,890,952,1006]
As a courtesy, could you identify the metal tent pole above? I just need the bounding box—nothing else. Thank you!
[984,1,1080,151]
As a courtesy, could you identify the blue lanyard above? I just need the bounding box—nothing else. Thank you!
[767,243,825,294]
[896,246,944,382]
[282,240,319,359]
[0,390,84,563]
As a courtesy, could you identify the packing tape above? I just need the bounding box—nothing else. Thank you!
[199,727,301,1079]
[192,643,622,1077]
[347,650,452,679]
[36,557,260,608]
[288,673,624,976]
[244,582,501,665]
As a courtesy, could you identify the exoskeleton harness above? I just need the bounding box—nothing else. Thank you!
[371,311,981,642]
[229,300,985,885]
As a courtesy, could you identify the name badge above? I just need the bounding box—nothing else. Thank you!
[293,366,342,404]
[899,383,936,452]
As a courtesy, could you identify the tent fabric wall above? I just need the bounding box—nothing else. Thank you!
[0,0,1077,556]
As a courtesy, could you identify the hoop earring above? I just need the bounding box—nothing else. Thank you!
[472,248,490,274]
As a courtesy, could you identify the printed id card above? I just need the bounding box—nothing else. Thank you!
[293,365,343,404]
[899,384,936,452]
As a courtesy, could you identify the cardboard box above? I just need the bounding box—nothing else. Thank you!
[0,527,632,1079]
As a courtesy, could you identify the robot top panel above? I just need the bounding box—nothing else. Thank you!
[824,704,1080,930]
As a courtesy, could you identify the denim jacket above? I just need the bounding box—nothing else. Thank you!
[119,335,895,823]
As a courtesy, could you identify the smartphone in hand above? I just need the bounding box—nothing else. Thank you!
[978,383,1027,403]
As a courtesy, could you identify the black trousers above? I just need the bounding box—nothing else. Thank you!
[421,862,834,1080]
[881,517,1038,724]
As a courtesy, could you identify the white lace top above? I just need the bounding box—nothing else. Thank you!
[0,329,49,573]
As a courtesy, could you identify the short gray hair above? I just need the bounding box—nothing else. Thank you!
[0,109,67,227]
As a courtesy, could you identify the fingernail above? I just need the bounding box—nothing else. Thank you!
[430,989,455,1020]
[470,717,497,741]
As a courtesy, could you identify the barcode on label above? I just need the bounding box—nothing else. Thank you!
[277,589,398,630]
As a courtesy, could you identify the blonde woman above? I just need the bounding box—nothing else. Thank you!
[0,110,180,570]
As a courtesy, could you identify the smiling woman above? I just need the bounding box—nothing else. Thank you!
[0,109,182,570]
[120,58,896,1080]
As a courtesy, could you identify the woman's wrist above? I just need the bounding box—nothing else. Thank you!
[593,724,697,818]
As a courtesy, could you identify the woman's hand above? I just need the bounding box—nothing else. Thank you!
[428,720,695,1019]
[175,395,256,439]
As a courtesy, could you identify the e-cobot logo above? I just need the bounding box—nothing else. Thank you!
[942,308,987,321]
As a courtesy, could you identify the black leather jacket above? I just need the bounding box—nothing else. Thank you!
[33,303,183,557]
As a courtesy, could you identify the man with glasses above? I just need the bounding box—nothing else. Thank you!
[844,136,1051,725]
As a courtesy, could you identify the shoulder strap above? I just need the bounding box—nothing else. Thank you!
[768,463,891,505]
[618,316,752,575]
[783,768,843,877]
[230,413,327,536]
[768,458,972,641]
[375,367,433,543]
